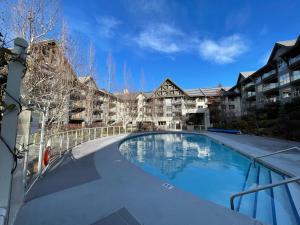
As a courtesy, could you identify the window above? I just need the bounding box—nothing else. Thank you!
[158,121,166,125]
[257,84,262,92]
[229,105,235,110]
[166,106,172,111]
[282,91,291,98]
[198,106,203,109]
[279,73,290,86]
[256,77,261,84]
[278,59,287,72]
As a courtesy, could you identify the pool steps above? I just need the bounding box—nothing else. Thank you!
[237,163,300,225]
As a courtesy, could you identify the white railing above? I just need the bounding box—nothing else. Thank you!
[292,90,300,98]
[262,70,276,80]
[263,83,279,92]
[291,71,300,82]
[244,82,255,89]
[24,125,137,188]
[246,92,256,98]
[289,54,300,65]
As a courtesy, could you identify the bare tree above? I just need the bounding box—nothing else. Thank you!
[9,0,59,47]
[22,21,78,132]
[85,42,97,125]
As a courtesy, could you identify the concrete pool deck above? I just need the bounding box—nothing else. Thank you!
[203,132,300,177]
[15,132,267,225]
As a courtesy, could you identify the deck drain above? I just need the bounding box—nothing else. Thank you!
[162,183,174,190]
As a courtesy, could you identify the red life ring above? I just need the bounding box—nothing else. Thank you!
[43,147,51,166]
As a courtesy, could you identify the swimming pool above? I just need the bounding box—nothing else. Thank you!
[119,133,300,225]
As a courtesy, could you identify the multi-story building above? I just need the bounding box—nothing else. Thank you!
[222,35,300,120]
[117,78,228,130]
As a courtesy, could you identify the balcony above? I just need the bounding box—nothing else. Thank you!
[244,82,255,90]
[172,107,182,113]
[185,100,196,108]
[262,70,276,81]
[291,71,300,83]
[292,90,300,98]
[289,54,300,69]
[246,92,256,98]
[263,83,279,92]
[263,97,279,104]
[172,100,182,105]
[70,113,84,121]
[93,115,103,121]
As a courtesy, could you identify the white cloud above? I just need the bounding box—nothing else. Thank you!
[96,16,122,38]
[134,23,188,53]
[198,34,248,64]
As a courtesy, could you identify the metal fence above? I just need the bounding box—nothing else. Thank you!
[24,125,137,189]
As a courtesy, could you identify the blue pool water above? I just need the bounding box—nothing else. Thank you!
[119,133,300,225]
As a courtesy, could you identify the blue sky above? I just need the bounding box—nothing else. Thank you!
[62,0,300,92]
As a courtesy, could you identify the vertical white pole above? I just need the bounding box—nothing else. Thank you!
[75,130,78,146]
[118,126,120,135]
[106,127,108,136]
[60,135,63,154]
[66,132,69,150]
[89,129,91,140]
[94,128,96,139]
[0,38,28,224]
[81,129,84,143]
[113,127,115,136]
[21,111,31,191]
[37,107,48,176]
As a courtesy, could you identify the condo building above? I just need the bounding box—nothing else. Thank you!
[224,35,300,120]
[32,36,300,130]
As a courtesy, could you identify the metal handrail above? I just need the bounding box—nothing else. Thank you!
[253,146,300,166]
[230,176,300,210]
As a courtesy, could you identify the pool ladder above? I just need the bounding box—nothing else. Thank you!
[230,146,300,222]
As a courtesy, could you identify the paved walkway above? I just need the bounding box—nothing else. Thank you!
[15,133,263,225]
[203,132,300,177]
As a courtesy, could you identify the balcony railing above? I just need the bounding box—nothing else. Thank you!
[262,70,276,80]
[289,54,300,65]
[244,82,255,89]
[246,92,256,98]
[263,97,279,104]
[185,101,196,107]
[291,71,300,82]
[172,100,182,105]
[292,90,300,98]
[263,83,279,92]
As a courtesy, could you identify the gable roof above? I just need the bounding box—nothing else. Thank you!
[267,39,297,63]
[151,78,189,98]
[236,71,255,84]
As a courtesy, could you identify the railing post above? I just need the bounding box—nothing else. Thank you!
[66,132,69,150]
[81,129,84,143]
[89,128,91,141]
[113,127,115,136]
[75,130,78,146]
[94,128,96,140]
[106,127,108,136]
[100,127,103,138]
[60,134,63,155]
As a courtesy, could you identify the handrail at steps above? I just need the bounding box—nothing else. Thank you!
[253,146,300,166]
[230,176,300,210]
